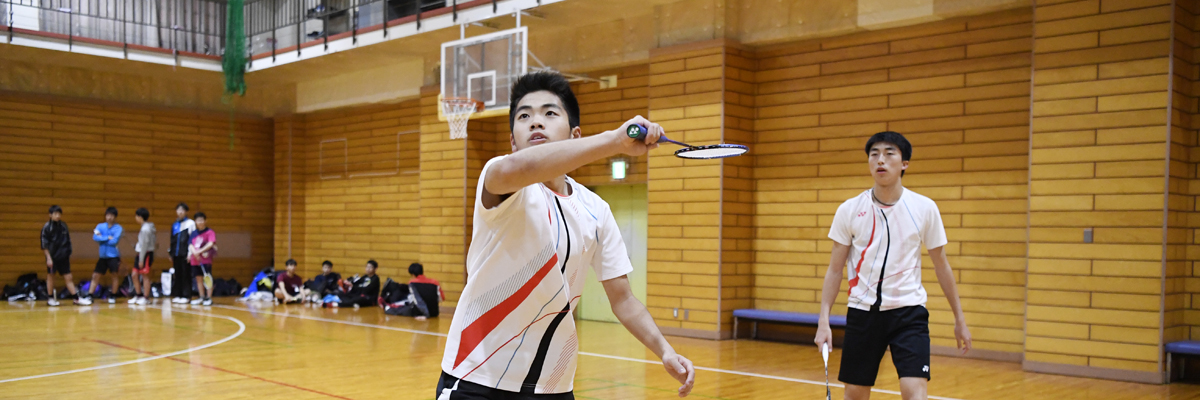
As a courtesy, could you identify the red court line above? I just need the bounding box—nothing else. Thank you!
[86,338,354,400]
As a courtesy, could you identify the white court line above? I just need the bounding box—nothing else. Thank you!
[205,303,965,399]
[0,305,246,384]
[208,304,448,337]
[578,352,965,400]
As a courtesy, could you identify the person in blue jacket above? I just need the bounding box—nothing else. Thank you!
[87,207,124,303]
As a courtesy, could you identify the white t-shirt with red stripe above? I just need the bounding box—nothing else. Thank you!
[828,188,948,312]
[441,155,634,394]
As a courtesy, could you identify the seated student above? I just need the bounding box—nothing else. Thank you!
[304,260,341,303]
[406,262,444,320]
[275,259,304,304]
[333,260,380,309]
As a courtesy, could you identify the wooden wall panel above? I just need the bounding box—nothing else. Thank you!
[1027,0,1171,377]
[0,92,275,287]
[1169,0,1200,348]
[277,101,422,282]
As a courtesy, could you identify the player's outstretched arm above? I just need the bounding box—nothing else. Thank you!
[930,246,972,354]
[602,275,695,398]
[484,116,663,196]
[815,243,850,351]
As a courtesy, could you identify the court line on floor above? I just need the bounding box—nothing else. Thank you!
[88,338,355,400]
[578,352,965,400]
[206,303,965,400]
[0,306,245,384]
[208,304,448,337]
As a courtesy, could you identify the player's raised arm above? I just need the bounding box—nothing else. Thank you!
[484,115,661,196]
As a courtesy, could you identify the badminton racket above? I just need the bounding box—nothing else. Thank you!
[822,342,832,400]
[626,124,748,159]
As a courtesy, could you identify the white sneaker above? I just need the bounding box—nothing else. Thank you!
[48,298,60,306]
[202,298,213,306]
[127,297,138,304]
[107,297,116,304]
[171,297,185,304]
[74,297,91,306]
[136,297,148,305]
[190,298,203,305]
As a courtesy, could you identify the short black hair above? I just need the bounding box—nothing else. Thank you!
[48,205,62,214]
[322,260,333,268]
[105,207,118,217]
[508,71,581,132]
[865,131,913,177]
[193,212,207,221]
[366,260,378,270]
[285,259,297,266]
[408,262,424,276]
[136,207,150,221]
[176,202,189,211]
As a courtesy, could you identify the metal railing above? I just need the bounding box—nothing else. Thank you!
[2,0,446,58]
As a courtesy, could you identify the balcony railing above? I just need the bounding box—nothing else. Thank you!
[2,0,446,58]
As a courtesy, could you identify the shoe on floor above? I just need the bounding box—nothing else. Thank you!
[74,297,92,306]
[202,298,213,306]
[107,297,116,304]
[48,298,60,306]
[190,298,203,305]
[136,297,148,305]
[127,297,138,304]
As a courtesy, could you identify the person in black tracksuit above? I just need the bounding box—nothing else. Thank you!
[334,260,380,308]
[169,203,196,303]
[40,205,88,306]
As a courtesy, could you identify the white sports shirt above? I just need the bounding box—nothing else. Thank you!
[828,188,948,312]
[441,155,634,394]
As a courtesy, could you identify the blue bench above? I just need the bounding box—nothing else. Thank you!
[1166,341,1200,381]
[732,309,847,340]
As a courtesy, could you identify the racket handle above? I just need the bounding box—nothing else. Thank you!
[625,124,668,143]
[822,343,830,364]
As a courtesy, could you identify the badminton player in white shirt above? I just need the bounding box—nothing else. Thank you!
[436,71,696,400]
[814,131,972,400]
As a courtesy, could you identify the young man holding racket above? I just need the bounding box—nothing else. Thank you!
[814,131,972,400]
[436,72,695,399]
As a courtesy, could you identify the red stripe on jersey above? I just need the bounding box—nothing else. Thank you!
[455,253,560,368]
[848,210,875,297]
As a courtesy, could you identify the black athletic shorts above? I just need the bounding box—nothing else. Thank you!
[94,257,120,274]
[47,257,71,275]
[436,371,574,400]
[192,263,213,278]
[838,305,931,387]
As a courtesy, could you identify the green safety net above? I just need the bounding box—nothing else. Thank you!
[222,0,246,150]
[223,0,246,97]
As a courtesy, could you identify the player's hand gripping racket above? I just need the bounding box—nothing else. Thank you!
[822,343,832,400]
[627,124,748,159]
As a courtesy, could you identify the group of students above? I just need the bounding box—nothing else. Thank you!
[38,202,218,306]
[272,258,444,316]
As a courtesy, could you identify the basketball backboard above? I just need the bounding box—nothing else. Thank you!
[440,26,527,122]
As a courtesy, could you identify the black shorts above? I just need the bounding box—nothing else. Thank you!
[838,305,931,387]
[94,258,120,274]
[192,264,213,278]
[436,371,573,400]
[47,257,71,275]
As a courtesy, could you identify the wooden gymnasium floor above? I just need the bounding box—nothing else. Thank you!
[1,299,1198,400]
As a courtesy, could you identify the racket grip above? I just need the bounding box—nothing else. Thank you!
[625,124,667,143]
[822,343,830,364]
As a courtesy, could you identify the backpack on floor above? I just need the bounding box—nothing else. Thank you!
[379,278,408,305]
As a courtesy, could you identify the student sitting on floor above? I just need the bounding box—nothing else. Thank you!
[332,260,380,309]
[275,259,304,304]
[304,260,341,304]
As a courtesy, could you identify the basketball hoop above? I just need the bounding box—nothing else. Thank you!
[441,97,482,140]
